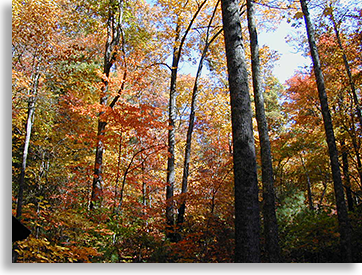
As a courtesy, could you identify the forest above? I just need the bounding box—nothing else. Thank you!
[12,0,362,263]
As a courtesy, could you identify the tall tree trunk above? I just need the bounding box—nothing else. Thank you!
[177,0,222,227]
[300,154,314,211]
[165,27,179,231]
[341,139,355,212]
[246,0,280,263]
[299,0,352,262]
[16,73,40,218]
[113,132,123,212]
[165,0,207,240]
[221,0,260,263]
[90,0,123,210]
[328,6,362,127]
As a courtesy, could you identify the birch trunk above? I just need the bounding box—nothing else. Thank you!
[16,73,40,218]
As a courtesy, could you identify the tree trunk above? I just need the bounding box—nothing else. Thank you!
[177,0,222,227]
[165,1,207,240]
[221,0,260,263]
[165,29,179,230]
[300,154,314,211]
[341,139,354,212]
[113,132,123,212]
[299,0,352,262]
[246,0,280,263]
[90,0,123,210]
[16,73,40,218]
[328,7,362,127]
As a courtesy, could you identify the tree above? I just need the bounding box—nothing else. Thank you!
[246,0,280,263]
[221,0,260,263]
[177,0,223,228]
[324,2,362,127]
[90,0,125,210]
[161,0,208,239]
[12,0,60,218]
[299,0,352,262]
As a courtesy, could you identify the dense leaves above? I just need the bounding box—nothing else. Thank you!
[12,0,362,262]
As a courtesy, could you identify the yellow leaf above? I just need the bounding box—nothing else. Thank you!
[294,11,304,19]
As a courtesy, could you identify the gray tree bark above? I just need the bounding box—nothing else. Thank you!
[221,0,260,263]
[90,0,124,210]
[166,29,179,229]
[16,73,40,218]
[328,6,362,127]
[300,0,352,262]
[165,0,207,240]
[177,0,222,228]
[246,0,280,262]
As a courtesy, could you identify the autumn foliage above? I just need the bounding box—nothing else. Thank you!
[12,0,362,263]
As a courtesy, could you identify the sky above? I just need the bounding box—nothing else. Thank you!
[178,19,311,85]
[145,0,310,84]
[259,20,311,84]
[258,0,362,84]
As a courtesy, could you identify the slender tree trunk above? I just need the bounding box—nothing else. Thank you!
[90,0,123,210]
[300,154,314,211]
[16,73,40,218]
[90,121,107,209]
[177,0,222,227]
[165,1,207,240]
[348,122,362,186]
[328,7,362,127]
[246,0,280,263]
[113,132,123,212]
[221,0,260,263]
[300,0,352,262]
[142,160,147,208]
[341,139,354,212]
[165,29,179,230]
